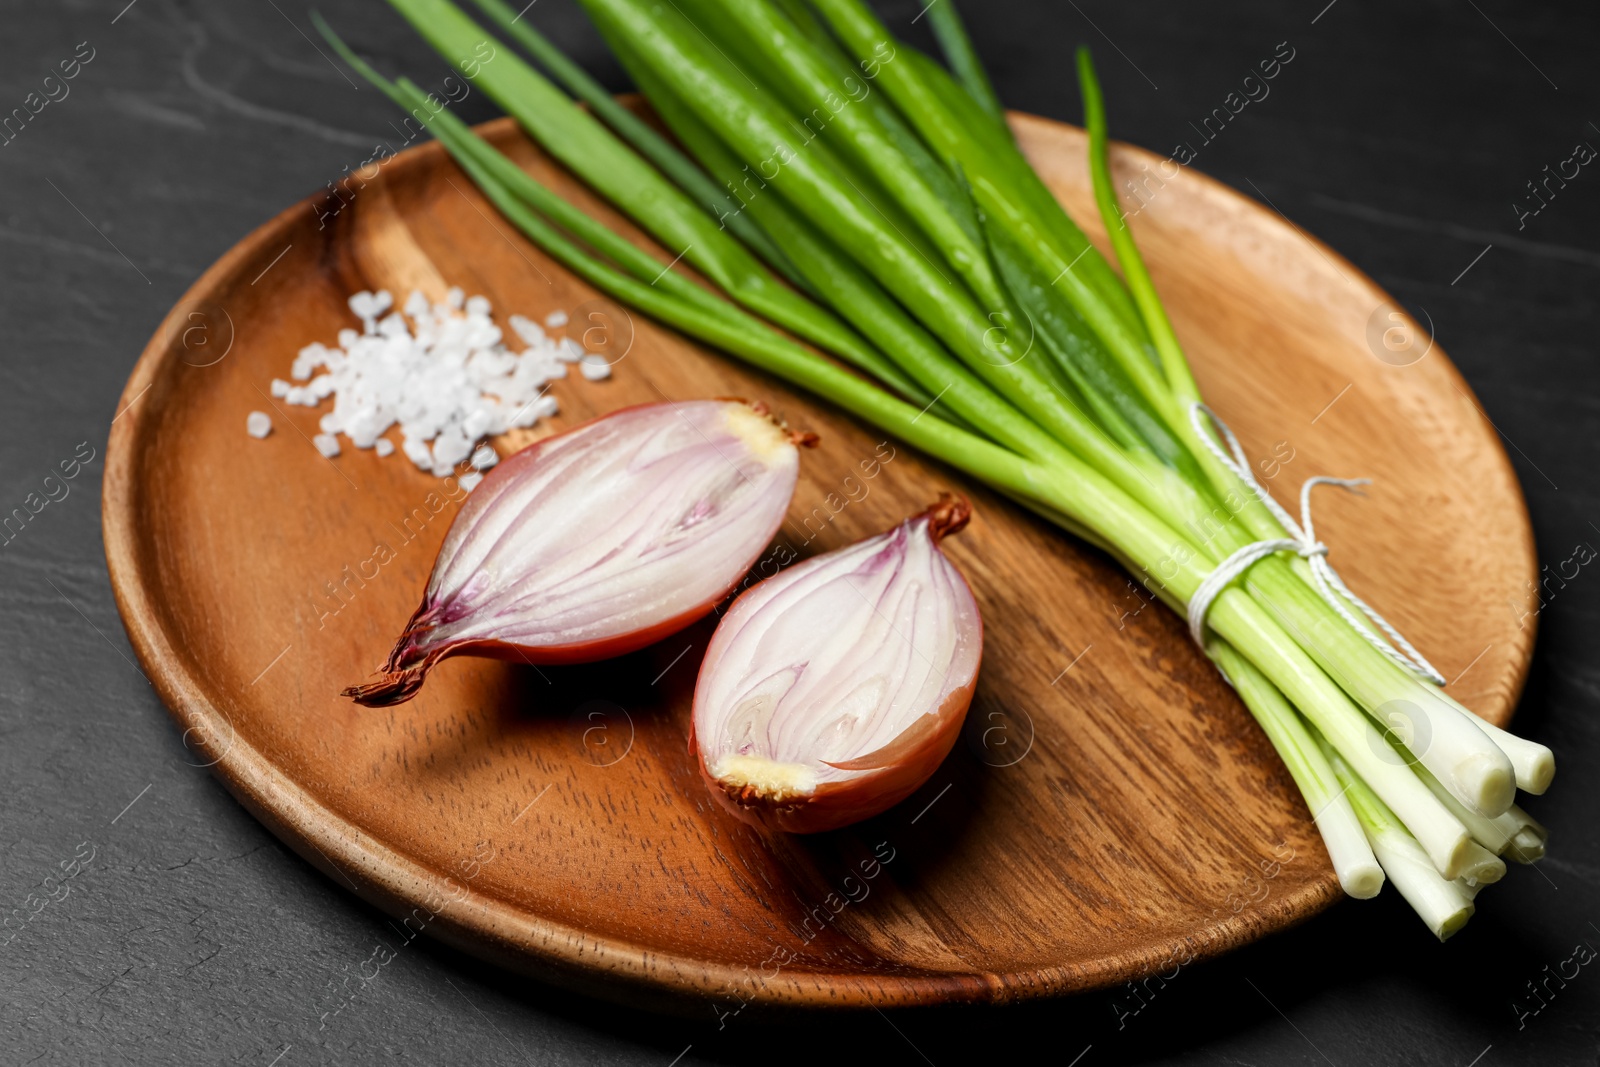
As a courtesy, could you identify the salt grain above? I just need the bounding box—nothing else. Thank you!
[508,315,544,346]
[402,436,432,467]
[246,411,272,438]
[267,289,603,475]
[432,430,472,469]
[461,408,492,440]
[459,471,484,492]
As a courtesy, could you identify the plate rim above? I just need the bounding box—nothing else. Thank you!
[101,109,1536,1010]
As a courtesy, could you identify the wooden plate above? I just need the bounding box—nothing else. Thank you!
[103,109,1535,1010]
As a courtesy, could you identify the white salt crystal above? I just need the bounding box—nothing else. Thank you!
[458,471,484,492]
[246,411,272,439]
[461,408,492,440]
[292,343,327,380]
[544,309,568,328]
[275,288,616,479]
[508,315,544,346]
[402,436,433,469]
[432,430,472,468]
[348,291,377,319]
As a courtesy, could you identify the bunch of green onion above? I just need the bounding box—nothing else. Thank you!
[314,0,1553,938]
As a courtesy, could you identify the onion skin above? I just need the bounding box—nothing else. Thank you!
[346,399,807,706]
[691,496,983,834]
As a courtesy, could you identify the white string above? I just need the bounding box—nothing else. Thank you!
[1185,402,1447,687]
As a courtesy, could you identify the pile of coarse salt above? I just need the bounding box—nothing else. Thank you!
[260,287,612,487]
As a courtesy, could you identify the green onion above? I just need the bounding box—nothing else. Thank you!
[1207,639,1382,898]
[1501,807,1548,863]
[924,0,1005,126]
[1317,731,1475,940]
[461,0,806,288]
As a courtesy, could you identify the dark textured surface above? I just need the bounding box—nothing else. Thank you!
[1,0,1595,1063]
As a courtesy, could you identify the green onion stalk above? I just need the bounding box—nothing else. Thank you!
[314,0,1553,938]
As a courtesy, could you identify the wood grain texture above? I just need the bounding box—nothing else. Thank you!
[102,108,1535,1010]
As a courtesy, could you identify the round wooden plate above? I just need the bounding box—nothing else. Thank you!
[103,109,1535,1010]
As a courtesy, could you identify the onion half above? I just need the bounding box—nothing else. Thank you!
[346,399,806,706]
[691,496,983,833]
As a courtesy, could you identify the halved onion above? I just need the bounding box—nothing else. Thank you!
[346,399,807,706]
[691,496,983,833]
